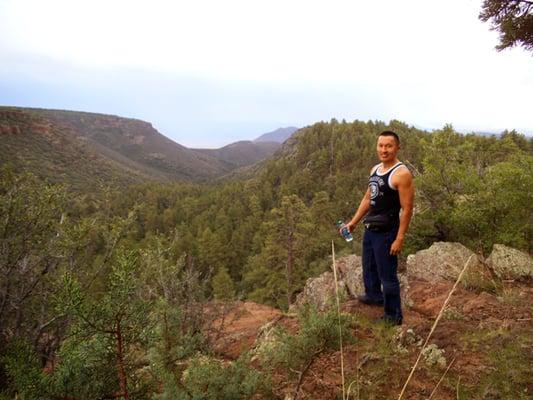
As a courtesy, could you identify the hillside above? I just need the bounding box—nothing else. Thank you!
[0,107,154,189]
[193,140,281,168]
[1,117,532,399]
[0,107,290,189]
[0,107,239,182]
[254,126,299,143]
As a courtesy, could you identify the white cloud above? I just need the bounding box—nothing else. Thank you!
[0,0,531,145]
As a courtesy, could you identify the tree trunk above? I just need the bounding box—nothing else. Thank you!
[286,230,294,307]
[115,318,129,400]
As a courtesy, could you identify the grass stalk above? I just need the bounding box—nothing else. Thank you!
[397,255,475,400]
[346,378,360,400]
[427,356,456,400]
[331,241,347,400]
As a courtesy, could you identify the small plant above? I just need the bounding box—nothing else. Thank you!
[442,307,466,321]
[460,263,501,294]
[393,328,423,354]
[422,344,446,368]
[262,304,356,399]
[179,353,272,400]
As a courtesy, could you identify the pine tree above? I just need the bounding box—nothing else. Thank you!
[243,195,313,309]
[52,251,152,399]
[212,267,235,301]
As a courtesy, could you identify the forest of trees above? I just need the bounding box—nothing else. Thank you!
[1,119,532,398]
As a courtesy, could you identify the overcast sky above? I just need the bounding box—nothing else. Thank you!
[0,0,531,148]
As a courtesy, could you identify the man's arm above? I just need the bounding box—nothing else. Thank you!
[390,168,414,255]
[346,188,371,232]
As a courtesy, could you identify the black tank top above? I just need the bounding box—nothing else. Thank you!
[367,162,404,221]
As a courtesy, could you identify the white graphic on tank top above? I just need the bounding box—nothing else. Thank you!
[369,182,379,200]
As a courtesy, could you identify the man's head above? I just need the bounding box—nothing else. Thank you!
[376,131,400,164]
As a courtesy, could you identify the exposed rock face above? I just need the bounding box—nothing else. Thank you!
[335,255,364,298]
[336,254,412,307]
[406,242,483,282]
[0,124,21,135]
[290,271,346,312]
[486,244,533,280]
[292,254,412,310]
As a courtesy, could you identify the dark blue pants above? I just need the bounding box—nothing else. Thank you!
[362,226,402,320]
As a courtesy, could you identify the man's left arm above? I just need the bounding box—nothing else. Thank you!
[390,169,414,256]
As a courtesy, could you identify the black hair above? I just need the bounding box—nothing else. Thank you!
[379,130,400,145]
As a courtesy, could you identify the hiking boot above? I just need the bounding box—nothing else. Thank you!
[373,315,403,326]
[357,295,384,306]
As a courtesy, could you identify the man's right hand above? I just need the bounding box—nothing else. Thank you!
[346,221,355,232]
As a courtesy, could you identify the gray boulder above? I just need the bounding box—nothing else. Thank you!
[290,271,347,312]
[336,254,412,307]
[292,254,414,311]
[486,244,533,280]
[406,242,483,282]
[335,255,365,298]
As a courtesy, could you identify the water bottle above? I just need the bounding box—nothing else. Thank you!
[337,220,353,242]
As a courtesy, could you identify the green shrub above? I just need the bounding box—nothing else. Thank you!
[263,304,355,383]
[187,354,269,399]
[1,339,49,399]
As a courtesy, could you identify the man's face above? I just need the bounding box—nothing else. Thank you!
[376,135,399,163]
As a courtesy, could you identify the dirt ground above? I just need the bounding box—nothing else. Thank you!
[205,278,533,400]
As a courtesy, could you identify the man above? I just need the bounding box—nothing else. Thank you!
[344,131,414,325]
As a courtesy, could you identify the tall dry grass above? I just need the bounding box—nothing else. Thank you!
[397,254,475,400]
[331,241,347,400]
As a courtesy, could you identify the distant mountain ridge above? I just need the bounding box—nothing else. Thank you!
[254,127,298,143]
[193,140,281,168]
[0,106,292,188]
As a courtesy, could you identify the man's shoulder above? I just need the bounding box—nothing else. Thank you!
[395,163,412,177]
[391,163,413,188]
[370,163,381,174]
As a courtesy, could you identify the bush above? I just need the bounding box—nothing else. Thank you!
[187,354,269,399]
[261,304,355,397]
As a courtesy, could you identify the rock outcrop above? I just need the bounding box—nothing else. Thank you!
[406,242,483,282]
[486,244,533,280]
[335,255,364,298]
[292,254,412,310]
[291,242,531,314]
[290,271,346,312]
[336,254,412,307]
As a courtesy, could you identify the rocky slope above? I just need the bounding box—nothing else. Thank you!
[204,243,532,399]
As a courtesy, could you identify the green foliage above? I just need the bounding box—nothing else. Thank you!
[479,0,533,52]
[147,297,266,400]
[175,354,271,400]
[1,339,49,399]
[461,327,533,399]
[50,336,119,399]
[50,250,153,399]
[0,167,68,339]
[147,301,207,400]
[414,128,533,254]
[243,194,315,309]
[2,117,532,398]
[212,267,235,300]
[263,305,355,377]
